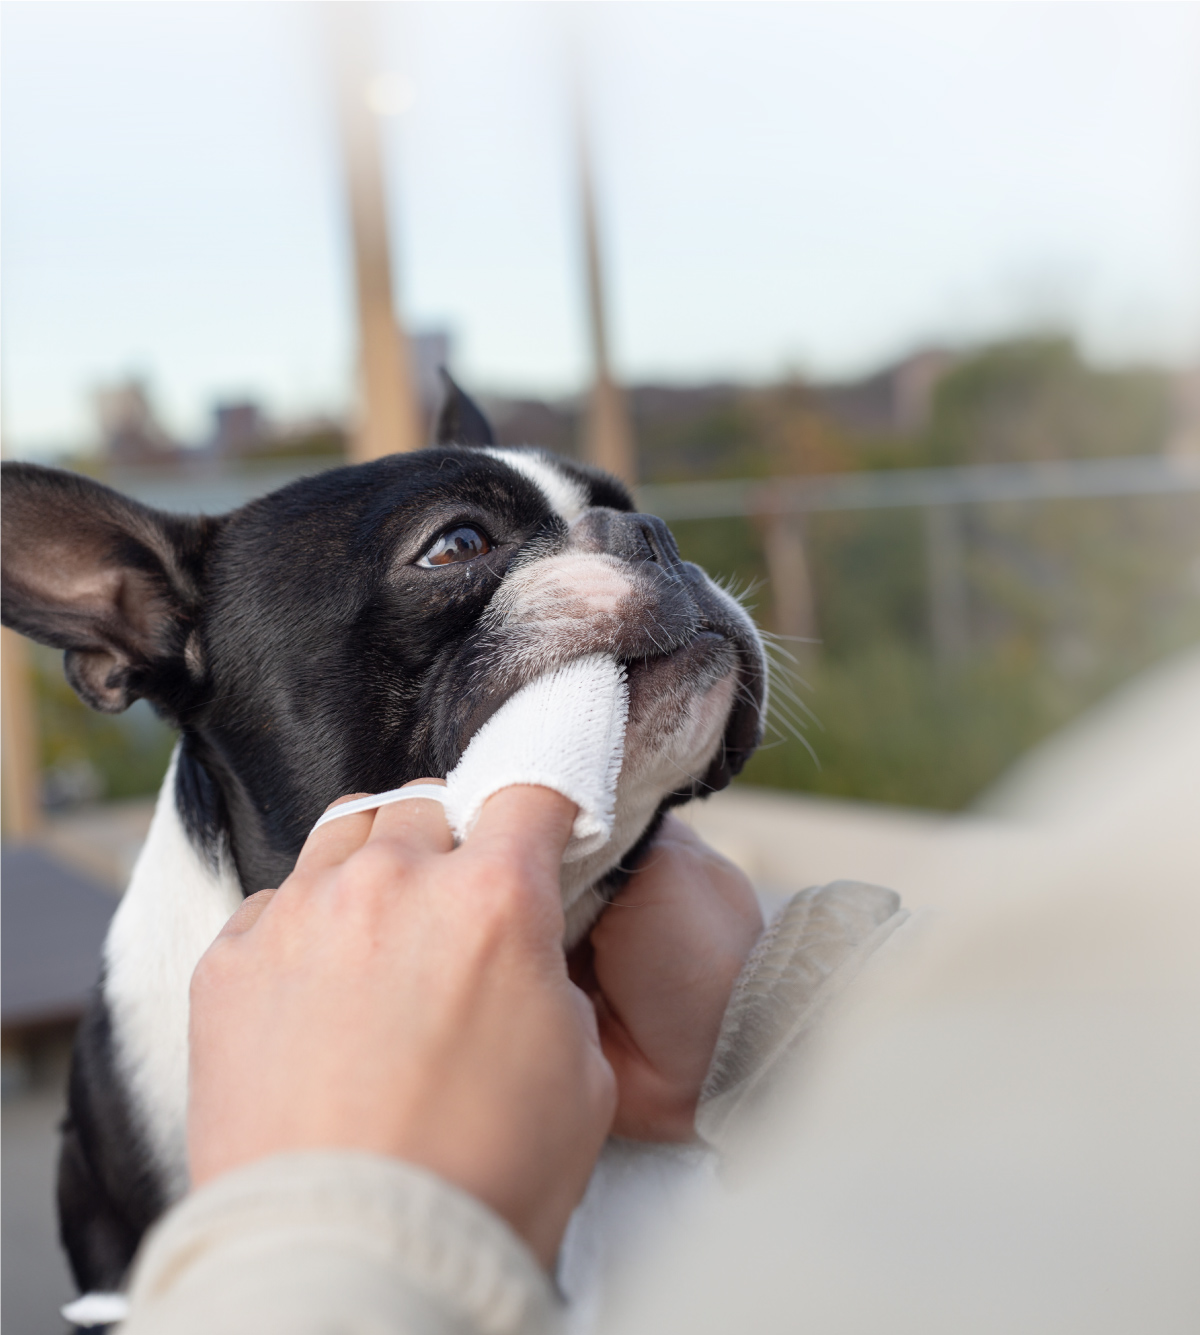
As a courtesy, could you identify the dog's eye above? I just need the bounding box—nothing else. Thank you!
[417,525,491,567]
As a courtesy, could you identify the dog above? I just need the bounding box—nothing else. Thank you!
[1,378,765,1314]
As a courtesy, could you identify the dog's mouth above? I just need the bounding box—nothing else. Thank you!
[621,629,763,798]
[437,624,763,801]
[423,539,766,794]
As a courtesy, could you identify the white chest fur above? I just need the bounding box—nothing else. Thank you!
[102,748,244,1201]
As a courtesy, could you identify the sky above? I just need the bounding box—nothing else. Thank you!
[3,1,1199,456]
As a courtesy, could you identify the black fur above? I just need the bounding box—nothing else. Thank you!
[2,387,764,1297]
[57,988,167,1293]
[435,369,496,447]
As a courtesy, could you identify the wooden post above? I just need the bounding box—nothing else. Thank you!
[330,4,423,463]
[2,628,43,840]
[576,103,637,486]
[924,504,969,665]
[761,510,818,643]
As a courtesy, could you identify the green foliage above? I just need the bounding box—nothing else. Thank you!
[670,516,770,611]
[26,335,1197,814]
[687,492,1200,810]
[636,396,767,483]
[742,641,1067,810]
[922,337,1170,467]
[32,646,175,803]
[808,510,927,653]
[647,336,1197,810]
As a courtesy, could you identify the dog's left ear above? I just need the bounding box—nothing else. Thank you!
[434,370,496,447]
[1,462,220,715]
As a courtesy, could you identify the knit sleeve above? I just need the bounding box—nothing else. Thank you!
[119,1150,562,1335]
[696,881,909,1151]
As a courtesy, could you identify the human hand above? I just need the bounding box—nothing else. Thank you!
[188,783,617,1267]
[579,815,763,1141]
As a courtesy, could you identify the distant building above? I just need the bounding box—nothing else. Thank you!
[94,378,176,464]
[817,349,954,438]
[210,400,267,458]
[410,331,452,421]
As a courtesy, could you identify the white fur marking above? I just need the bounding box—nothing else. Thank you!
[62,1292,130,1326]
[483,447,589,522]
[103,747,244,1201]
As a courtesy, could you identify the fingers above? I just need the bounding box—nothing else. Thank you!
[366,779,453,856]
[296,781,455,879]
[294,793,378,877]
[467,785,578,881]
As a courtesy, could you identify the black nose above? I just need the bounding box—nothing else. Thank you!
[570,508,684,572]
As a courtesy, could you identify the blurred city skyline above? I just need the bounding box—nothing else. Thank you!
[3,1,1199,457]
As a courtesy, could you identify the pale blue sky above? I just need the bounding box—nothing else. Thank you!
[3,2,1199,455]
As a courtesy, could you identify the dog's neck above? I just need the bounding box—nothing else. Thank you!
[104,747,243,1199]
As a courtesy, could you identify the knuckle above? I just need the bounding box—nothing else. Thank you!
[472,858,533,915]
[346,840,411,887]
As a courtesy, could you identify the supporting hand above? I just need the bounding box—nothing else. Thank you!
[579,815,763,1141]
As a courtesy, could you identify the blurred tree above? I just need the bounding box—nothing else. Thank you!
[32,647,175,805]
[922,336,1169,466]
[26,336,1194,815]
[658,336,1195,809]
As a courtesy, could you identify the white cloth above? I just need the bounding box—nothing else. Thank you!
[313,655,629,866]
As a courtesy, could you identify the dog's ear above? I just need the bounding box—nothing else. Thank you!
[1,462,219,715]
[434,370,496,447]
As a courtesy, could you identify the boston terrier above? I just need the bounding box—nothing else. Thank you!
[0,379,765,1315]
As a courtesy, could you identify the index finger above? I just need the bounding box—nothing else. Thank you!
[292,792,378,878]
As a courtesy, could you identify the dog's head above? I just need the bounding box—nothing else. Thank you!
[1,382,765,935]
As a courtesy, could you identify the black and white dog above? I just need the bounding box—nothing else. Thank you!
[1,381,765,1309]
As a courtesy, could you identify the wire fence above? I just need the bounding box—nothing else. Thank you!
[638,454,1200,661]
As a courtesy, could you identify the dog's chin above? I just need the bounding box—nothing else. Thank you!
[624,628,761,794]
[622,632,740,771]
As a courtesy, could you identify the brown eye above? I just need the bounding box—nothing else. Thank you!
[417,525,491,567]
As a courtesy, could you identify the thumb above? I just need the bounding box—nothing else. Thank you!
[465,785,577,885]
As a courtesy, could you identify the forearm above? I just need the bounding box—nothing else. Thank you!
[120,1151,562,1335]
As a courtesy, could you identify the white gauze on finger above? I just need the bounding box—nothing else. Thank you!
[444,654,629,861]
[312,653,629,865]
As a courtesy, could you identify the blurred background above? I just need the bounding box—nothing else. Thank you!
[3,3,1200,1330]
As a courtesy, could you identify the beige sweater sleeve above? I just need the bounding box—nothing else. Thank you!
[696,879,909,1151]
[119,1151,561,1335]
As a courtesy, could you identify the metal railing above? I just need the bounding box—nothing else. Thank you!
[105,451,1200,663]
[637,454,1200,659]
[635,453,1200,520]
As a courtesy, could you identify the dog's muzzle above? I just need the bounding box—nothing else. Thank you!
[430,506,766,791]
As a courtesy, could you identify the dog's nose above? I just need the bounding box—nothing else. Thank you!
[570,508,684,572]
